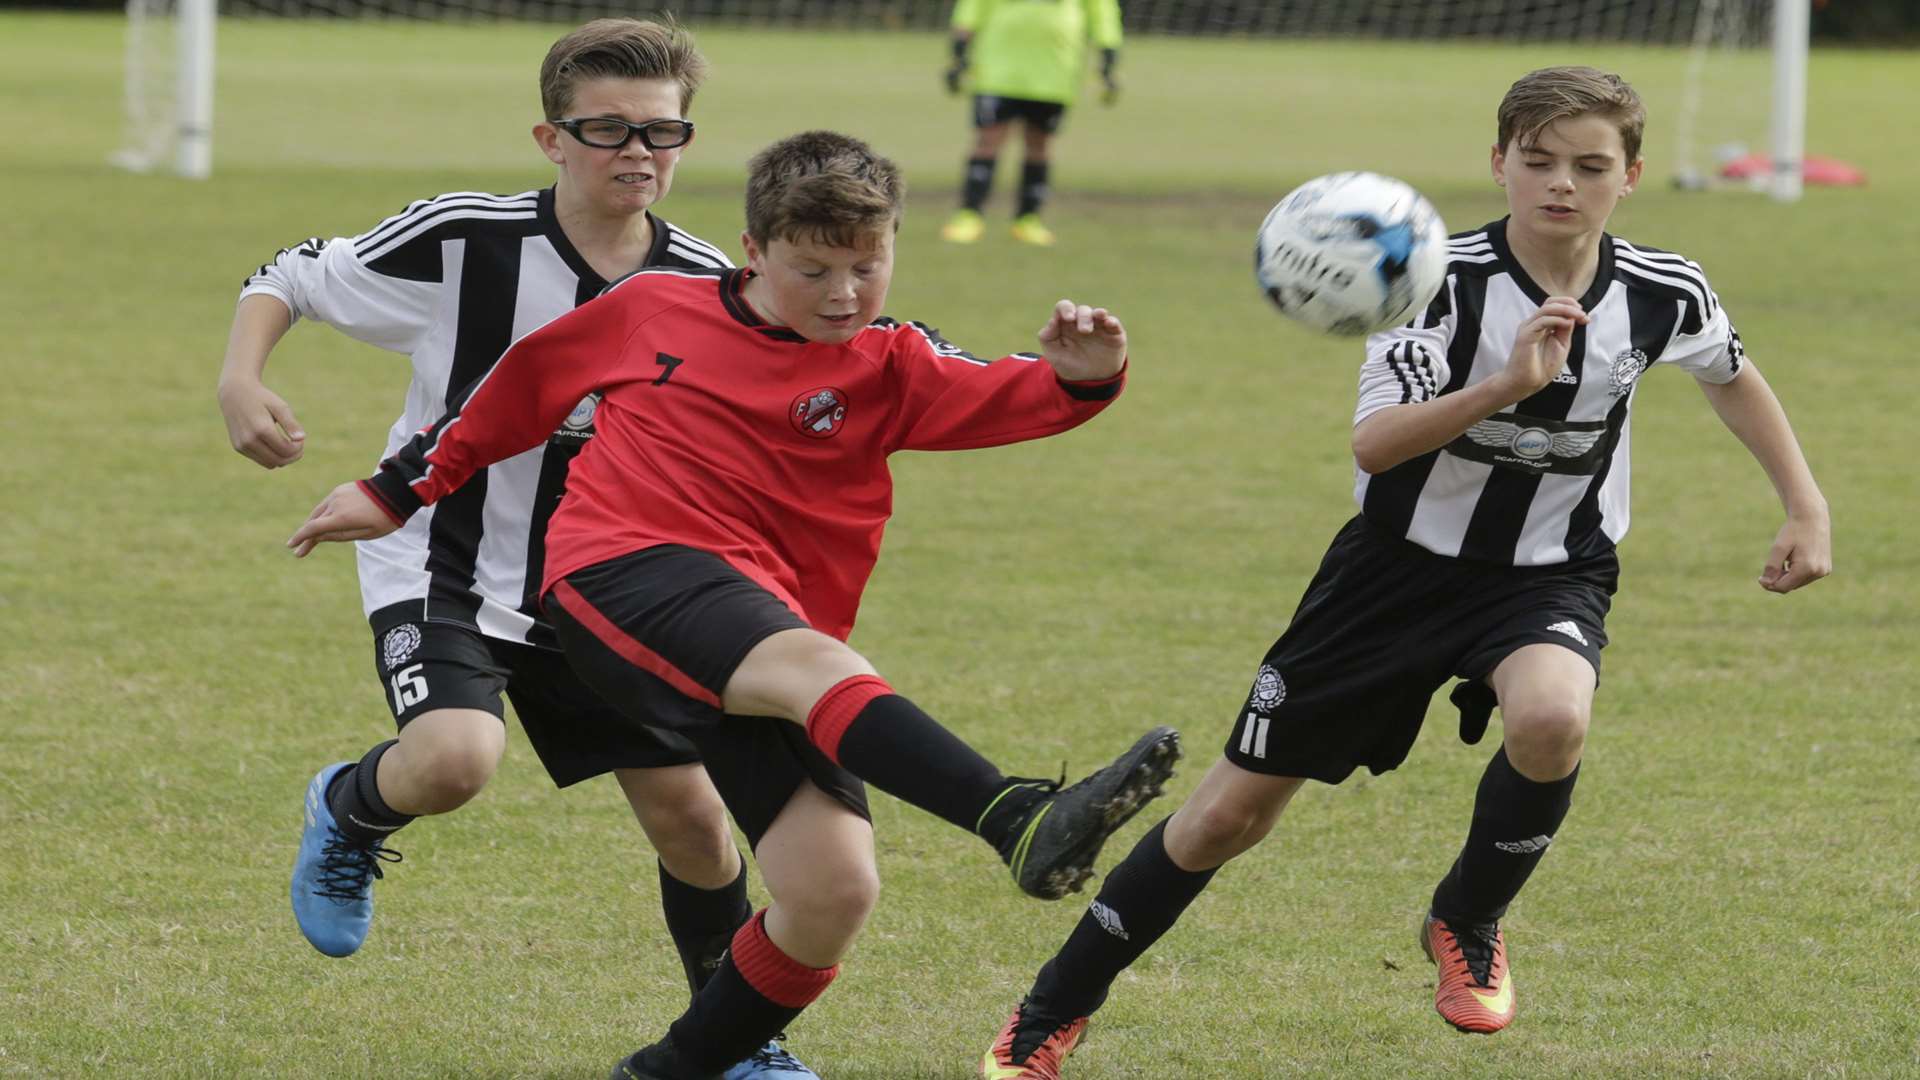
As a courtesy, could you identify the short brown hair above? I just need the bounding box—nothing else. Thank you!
[539,18,706,120]
[1498,66,1646,163]
[744,131,906,248]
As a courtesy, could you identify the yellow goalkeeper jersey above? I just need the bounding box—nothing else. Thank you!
[952,0,1124,107]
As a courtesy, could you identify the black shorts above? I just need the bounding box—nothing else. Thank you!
[973,94,1067,133]
[543,545,870,849]
[368,602,701,788]
[1223,516,1617,784]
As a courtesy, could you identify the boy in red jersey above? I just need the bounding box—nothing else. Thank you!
[288,130,1180,1079]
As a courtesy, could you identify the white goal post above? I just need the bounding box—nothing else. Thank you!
[112,0,214,179]
[1767,0,1809,202]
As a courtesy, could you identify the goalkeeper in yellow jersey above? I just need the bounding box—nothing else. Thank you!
[940,0,1123,247]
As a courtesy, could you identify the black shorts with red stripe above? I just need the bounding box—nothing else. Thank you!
[544,544,869,847]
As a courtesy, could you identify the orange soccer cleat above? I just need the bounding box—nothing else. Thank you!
[1421,913,1516,1034]
[979,1000,1089,1080]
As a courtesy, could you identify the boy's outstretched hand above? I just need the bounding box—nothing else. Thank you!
[219,377,307,468]
[287,481,399,557]
[1759,512,1832,594]
[1038,300,1126,382]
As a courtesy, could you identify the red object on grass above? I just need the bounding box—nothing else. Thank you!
[1719,152,1867,186]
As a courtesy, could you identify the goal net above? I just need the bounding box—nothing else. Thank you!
[117,0,1801,198]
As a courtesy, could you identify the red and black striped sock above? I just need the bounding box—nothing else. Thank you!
[664,910,837,1073]
[805,675,1012,834]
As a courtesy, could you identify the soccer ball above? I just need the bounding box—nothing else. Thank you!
[1254,171,1449,336]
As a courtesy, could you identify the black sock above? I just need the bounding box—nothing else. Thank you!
[657,857,751,996]
[828,693,1013,835]
[665,911,835,1074]
[1026,817,1218,1019]
[665,961,795,1073]
[325,739,414,847]
[1430,745,1579,923]
[962,155,996,212]
[1016,160,1051,217]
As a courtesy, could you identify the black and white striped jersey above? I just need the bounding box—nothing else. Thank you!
[241,186,732,648]
[1354,217,1745,566]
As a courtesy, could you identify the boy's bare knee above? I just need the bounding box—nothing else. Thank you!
[414,748,496,807]
[1175,799,1272,867]
[1503,700,1589,779]
[786,862,880,932]
[725,629,876,721]
[623,778,739,886]
[392,711,504,812]
[1164,763,1304,871]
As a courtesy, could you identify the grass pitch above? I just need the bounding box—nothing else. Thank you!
[2,14,1916,1079]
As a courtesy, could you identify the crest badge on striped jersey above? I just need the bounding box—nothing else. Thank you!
[1608,347,1650,397]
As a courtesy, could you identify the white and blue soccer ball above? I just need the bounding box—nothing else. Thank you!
[1254,171,1449,336]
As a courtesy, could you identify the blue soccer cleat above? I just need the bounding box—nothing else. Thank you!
[722,1041,817,1080]
[290,762,400,958]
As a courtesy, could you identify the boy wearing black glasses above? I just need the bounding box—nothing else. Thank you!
[216,19,816,1079]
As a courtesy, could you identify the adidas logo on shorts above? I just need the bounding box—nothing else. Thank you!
[1546,620,1588,646]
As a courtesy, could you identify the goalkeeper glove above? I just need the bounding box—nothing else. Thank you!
[1099,48,1120,106]
[945,37,970,95]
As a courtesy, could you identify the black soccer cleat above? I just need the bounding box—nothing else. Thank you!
[994,726,1181,900]
[611,1038,722,1080]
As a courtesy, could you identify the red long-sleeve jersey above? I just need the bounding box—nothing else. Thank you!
[362,267,1125,640]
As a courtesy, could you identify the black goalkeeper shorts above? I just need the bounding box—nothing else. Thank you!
[973,94,1067,133]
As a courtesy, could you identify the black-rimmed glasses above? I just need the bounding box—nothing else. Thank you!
[555,117,695,151]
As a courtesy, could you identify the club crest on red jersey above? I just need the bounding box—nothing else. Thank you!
[790,386,849,439]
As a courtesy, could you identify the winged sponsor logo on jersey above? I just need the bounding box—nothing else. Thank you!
[790,386,848,439]
[1448,412,1608,476]
[1607,347,1651,397]
[551,392,600,442]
